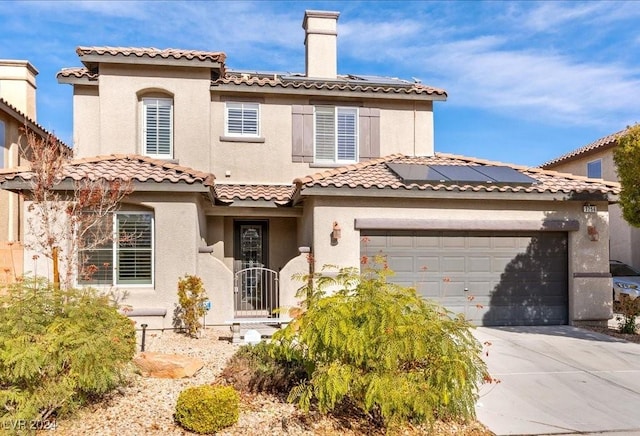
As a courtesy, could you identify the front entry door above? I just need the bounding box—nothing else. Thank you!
[233,221,278,317]
[234,221,268,270]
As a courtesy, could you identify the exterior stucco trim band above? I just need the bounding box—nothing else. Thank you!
[354,218,580,232]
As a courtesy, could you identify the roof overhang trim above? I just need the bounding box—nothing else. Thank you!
[211,83,447,101]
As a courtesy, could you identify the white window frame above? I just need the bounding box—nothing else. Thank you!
[78,212,154,287]
[225,102,260,137]
[587,159,602,179]
[314,106,358,164]
[142,97,173,159]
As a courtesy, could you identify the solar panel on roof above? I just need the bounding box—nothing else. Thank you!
[427,165,492,183]
[387,163,447,183]
[474,166,537,185]
[385,163,537,185]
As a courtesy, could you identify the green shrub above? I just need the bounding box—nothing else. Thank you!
[174,275,208,337]
[174,384,239,434]
[0,277,136,424]
[615,295,640,334]
[221,341,308,396]
[272,260,490,428]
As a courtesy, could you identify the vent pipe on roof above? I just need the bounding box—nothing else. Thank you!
[302,10,340,79]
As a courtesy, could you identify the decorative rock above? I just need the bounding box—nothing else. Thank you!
[133,352,204,379]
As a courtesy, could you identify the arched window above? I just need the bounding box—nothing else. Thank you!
[141,96,173,158]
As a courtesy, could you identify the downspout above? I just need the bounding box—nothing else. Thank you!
[7,142,15,241]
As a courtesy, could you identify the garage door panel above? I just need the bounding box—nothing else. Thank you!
[468,257,491,272]
[387,256,414,273]
[360,231,568,326]
[441,256,466,272]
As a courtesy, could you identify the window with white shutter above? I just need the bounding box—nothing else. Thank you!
[225,102,259,137]
[78,212,154,286]
[142,98,173,158]
[314,106,358,163]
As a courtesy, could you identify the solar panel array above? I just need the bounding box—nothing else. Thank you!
[386,163,537,185]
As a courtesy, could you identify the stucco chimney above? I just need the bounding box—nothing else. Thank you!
[0,60,38,120]
[302,10,340,79]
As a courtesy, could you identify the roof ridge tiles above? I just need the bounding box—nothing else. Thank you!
[0,98,70,150]
[540,128,629,168]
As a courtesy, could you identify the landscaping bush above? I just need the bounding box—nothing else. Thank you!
[174,275,208,337]
[271,260,490,428]
[221,341,308,396]
[0,277,136,425]
[616,295,640,334]
[174,384,239,434]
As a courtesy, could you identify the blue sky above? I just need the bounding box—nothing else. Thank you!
[2,0,639,166]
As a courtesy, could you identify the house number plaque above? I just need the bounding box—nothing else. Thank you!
[583,204,597,213]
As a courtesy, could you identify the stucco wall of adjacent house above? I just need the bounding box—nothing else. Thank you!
[549,149,617,182]
[548,149,640,268]
[307,196,612,325]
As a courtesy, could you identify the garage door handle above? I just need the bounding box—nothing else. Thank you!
[464,288,469,292]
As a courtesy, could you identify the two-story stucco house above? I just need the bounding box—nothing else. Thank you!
[0,60,69,283]
[541,129,640,269]
[0,11,621,329]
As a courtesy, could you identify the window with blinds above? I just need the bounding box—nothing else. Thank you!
[225,102,259,136]
[142,98,173,158]
[78,212,154,286]
[314,106,358,163]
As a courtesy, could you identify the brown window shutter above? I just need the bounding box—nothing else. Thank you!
[292,105,314,163]
[359,108,380,160]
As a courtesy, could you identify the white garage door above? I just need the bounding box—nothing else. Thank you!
[361,231,568,326]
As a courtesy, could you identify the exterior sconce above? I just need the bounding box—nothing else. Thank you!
[587,225,599,242]
[331,221,341,245]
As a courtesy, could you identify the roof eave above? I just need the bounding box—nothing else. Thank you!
[298,186,617,202]
[57,75,97,86]
[79,53,223,70]
[211,83,447,101]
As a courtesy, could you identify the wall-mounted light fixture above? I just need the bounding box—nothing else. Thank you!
[332,221,342,240]
[587,225,599,242]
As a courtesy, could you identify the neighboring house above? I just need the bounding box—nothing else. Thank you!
[0,60,69,283]
[541,129,640,268]
[0,11,621,329]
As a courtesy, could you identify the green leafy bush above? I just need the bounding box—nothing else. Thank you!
[174,275,208,337]
[174,384,239,434]
[272,260,490,428]
[615,295,640,334]
[0,277,136,424]
[221,342,308,396]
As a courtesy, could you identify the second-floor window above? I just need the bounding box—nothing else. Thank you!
[587,159,602,179]
[314,106,358,163]
[142,98,173,158]
[226,102,259,137]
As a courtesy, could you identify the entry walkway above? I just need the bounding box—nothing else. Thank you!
[474,326,640,435]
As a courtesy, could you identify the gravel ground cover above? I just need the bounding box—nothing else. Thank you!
[47,327,492,436]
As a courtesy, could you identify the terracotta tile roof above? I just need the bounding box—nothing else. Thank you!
[214,184,295,204]
[0,155,215,189]
[0,98,71,151]
[76,46,226,64]
[214,72,447,98]
[541,129,627,168]
[294,153,620,196]
[56,67,98,81]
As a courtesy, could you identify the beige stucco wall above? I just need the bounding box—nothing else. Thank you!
[550,149,617,182]
[72,66,436,183]
[0,114,26,246]
[0,60,38,119]
[305,196,612,325]
[550,150,640,268]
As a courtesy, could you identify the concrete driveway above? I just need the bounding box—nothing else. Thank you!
[474,326,640,435]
